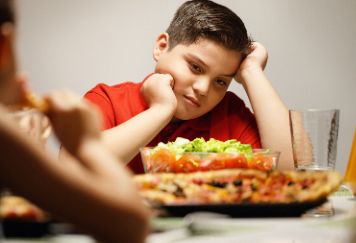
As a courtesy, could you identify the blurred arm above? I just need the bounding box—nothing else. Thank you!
[0,99,150,243]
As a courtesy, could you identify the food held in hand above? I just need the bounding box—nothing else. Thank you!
[23,92,49,113]
[141,137,279,173]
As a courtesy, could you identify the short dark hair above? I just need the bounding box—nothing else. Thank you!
[0,0,14,26]
[166,0,252,54]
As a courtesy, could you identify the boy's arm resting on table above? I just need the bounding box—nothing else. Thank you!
[0,94,150,243]
[90,73,177,165]
[101,103,175,164]
[59,103,175,166]
[237,42,294,170]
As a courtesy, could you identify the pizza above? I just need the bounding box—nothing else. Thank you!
[0,195,47,221]
[134,169,342,205]
[23,92,49,113]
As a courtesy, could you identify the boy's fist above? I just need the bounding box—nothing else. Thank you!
[141,73,177,112]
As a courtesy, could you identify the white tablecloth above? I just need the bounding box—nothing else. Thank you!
[147,191,356,243]
[1,188,355,243]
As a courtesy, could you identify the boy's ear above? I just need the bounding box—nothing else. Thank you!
[153,32,170,61]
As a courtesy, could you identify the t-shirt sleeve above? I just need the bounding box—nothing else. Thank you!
[84,84,116,130]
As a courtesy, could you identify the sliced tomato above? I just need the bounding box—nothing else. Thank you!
[249,154,264,170]
[173,154,200,173]
[249,154,273,171]
[199,158,225,171]
[149,148,176,172]
[225,155,248,169]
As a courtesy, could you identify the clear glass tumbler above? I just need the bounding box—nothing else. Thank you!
[289,109,340,171]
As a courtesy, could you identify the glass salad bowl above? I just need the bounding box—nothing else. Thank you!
[141,138,280,173]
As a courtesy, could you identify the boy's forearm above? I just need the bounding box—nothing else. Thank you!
[240,67,294,170]
[102,104,175,164]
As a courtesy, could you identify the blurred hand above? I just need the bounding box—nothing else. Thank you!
[11,109,51,146]
[235,42,268,84]
[140,73,177,111]
[4,73,51,145]
[45,91,102,155]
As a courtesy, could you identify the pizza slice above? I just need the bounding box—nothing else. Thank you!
[22,92,49,113]
[0,195,47,221]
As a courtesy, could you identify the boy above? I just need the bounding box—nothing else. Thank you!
[0,1,149,242]
[84,0,293,172]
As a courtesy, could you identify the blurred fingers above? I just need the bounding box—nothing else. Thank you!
[45,90,83,112]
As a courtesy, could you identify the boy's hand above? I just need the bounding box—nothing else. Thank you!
[141,73,177,112]
[45,91,102,155]
[235,42,268,84]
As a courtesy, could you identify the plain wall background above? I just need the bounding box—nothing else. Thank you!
[16,0,356,173]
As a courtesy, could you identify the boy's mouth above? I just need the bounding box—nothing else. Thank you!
[183,95,201,107]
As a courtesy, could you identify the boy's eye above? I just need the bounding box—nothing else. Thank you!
[190,63,202,73]
[215,79,227,87]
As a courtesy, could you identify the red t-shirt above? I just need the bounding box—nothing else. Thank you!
[84,79,261,174]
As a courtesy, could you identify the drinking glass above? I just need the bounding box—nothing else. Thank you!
[289,109,339,171]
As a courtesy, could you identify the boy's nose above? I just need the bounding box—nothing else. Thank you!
[192,77,210,96]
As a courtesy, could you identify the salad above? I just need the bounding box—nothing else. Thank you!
[141,137,279,173]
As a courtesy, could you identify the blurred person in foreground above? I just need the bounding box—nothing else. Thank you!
[0,0,149,242]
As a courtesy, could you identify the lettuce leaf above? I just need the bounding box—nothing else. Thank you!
[153,137,253,157]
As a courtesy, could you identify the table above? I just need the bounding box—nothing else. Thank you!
[1,187,355,243]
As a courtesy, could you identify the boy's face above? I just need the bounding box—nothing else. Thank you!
[154,34,242,120]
